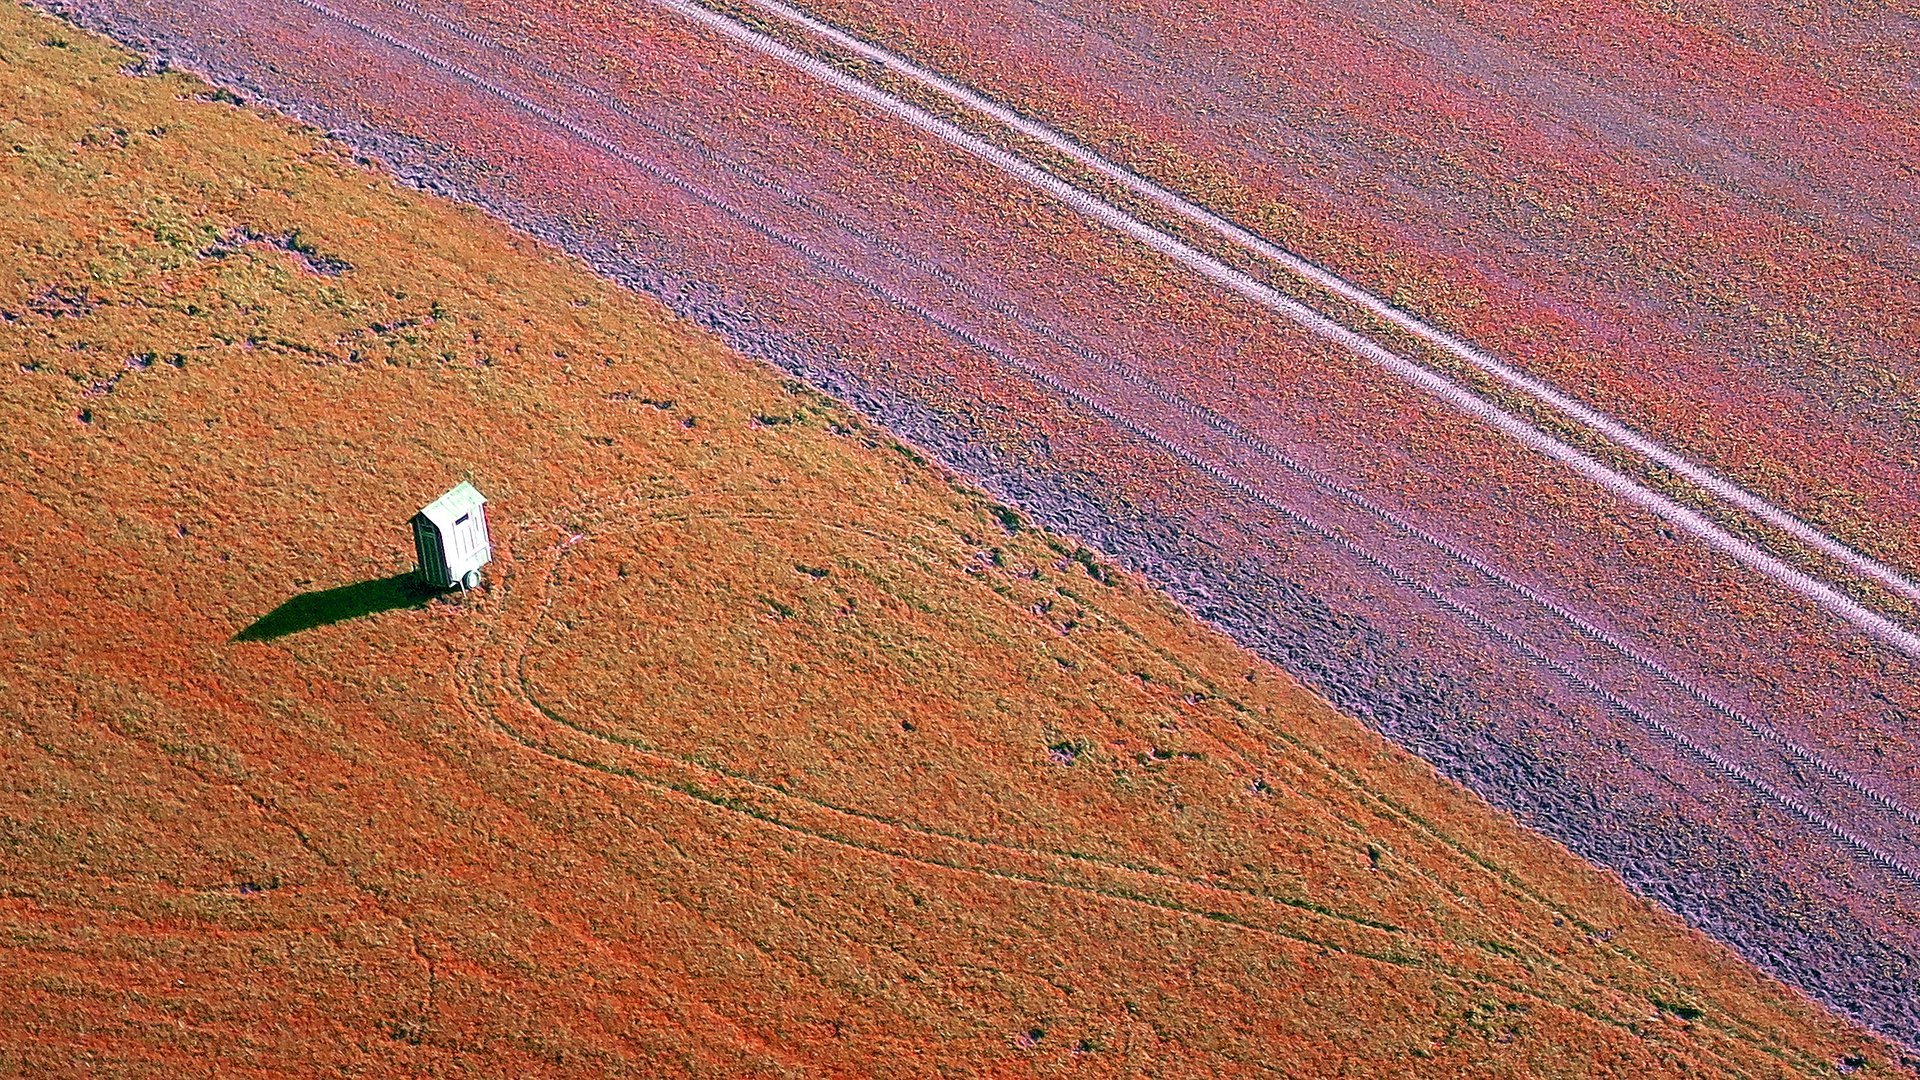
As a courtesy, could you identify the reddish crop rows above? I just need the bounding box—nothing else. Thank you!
[38,0,1920,1050]
[788,0,1920,565]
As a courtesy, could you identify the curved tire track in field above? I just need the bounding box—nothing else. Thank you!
[456,493,1796,1073]
[469,506,1468,965]
[507,500,1443,943]
[731,0,1920,616]
[289,0,1920,889]
[363,0,1920,848]
[528,498,1612,997]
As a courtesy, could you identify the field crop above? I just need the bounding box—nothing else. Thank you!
[763,0,1920,582]
[117,0,1920,1044]
[0,4,1907,1074]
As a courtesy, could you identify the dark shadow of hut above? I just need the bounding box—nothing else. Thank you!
[233,572,436,642]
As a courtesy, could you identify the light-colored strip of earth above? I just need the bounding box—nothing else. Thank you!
[641,0,1920,660]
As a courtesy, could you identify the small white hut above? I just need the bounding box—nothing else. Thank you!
[412,480,491,590]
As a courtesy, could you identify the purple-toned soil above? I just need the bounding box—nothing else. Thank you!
[38,0,1920,1048]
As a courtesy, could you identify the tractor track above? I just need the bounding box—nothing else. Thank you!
[723,0,1920,614]
[295,0,1920,883]
[335,0,1920,878]
[452,490,1813,1075]
[629,0,1920,662]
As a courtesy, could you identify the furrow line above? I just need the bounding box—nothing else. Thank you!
[364,0,1920,841]
[286,0,1920,888]
[732,0,1920,613]
[643,0,1920,659]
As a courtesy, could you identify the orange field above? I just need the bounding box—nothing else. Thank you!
[0,6,1904,1074]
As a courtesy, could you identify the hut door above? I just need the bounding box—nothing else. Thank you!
[415,519,448,586]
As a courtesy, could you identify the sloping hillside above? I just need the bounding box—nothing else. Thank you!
[0,5,1899,1074]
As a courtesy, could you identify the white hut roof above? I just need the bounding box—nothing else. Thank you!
[415,480,486,531]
